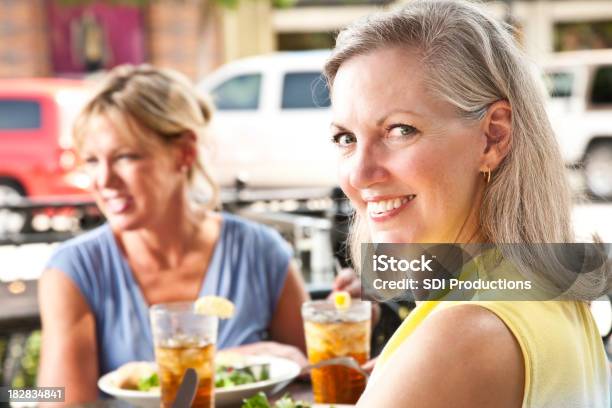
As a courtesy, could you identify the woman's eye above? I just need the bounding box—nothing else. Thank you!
[387,124,417,139]
[332,133,356,147]
[116,153,141,161]
[83,157,98,166]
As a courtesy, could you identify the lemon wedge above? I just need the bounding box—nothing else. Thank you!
[333,291,351,310]
[194,296,235,319]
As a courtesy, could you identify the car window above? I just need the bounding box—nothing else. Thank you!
[281,72,330,109]
[544,71,573,98]
[591,66,612,105]
[211,74,261,110]
[0,99,41,130]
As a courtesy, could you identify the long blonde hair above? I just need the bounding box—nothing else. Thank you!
[74,64,219,211]
[325,0,609,298]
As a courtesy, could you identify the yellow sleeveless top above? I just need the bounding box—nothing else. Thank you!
[376,300,611,407]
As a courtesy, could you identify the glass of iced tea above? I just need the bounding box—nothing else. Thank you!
[302,299,371,404]
[150,302,218,408]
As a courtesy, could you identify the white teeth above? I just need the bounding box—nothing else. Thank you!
[107,198,129,213]
[367,195,415,215]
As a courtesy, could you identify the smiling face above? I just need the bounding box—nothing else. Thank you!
[79,114,185,231]
[331,47,487,243]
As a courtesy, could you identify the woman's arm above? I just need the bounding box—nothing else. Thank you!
[358,304,524,408]
[38,268,99,404]
[223,263,310,366]
[268,262,309,354]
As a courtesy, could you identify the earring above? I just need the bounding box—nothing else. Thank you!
[483,167,491,184]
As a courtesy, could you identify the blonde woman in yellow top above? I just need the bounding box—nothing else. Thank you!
[324,0,610,406]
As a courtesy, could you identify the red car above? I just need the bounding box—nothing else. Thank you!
[0,78,92,232]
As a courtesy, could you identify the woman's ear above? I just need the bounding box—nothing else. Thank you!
[480,100,512,172]
[175,131,197,171]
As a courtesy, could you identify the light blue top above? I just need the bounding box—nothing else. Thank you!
[45,213,292,376]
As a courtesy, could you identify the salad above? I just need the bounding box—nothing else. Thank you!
[216,364,270,388]
[242,392,312,408]
[115,357,271,392]
[137,372,160,391]
[114,362,160,391]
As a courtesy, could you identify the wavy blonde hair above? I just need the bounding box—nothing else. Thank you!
[325,0,610,298]
[74,64,219,211]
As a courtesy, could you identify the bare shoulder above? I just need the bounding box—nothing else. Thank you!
[420,304,525,371]
[359,304,524,408]
[38,268,99,401]
[39,268,91,323]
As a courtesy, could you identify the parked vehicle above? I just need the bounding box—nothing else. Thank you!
[0,78,91,232]
[197,50,337,190]
[590,295,612,342]
[543,50,612,200]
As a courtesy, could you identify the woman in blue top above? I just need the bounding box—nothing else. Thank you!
[37,65,309,404]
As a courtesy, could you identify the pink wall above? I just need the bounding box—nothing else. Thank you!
[48,1,146,74]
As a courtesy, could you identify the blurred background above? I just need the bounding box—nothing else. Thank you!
[1,0,612,391]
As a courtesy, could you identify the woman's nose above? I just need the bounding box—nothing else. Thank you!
[347,144,389,189]
[92,162,114,189]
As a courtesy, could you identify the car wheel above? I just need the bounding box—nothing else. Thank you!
[0,180,29,234]
[584,142,612,200]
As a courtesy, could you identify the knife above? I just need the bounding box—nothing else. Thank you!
[172,368,199,408]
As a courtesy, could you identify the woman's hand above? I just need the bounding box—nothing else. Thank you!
[329,268,381,326]
[332,268,362,296]
[224,341,309,368]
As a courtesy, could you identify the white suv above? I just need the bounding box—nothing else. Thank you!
[544,50,612,200]
[197,50,337,190]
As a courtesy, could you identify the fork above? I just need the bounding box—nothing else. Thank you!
[300,356,370,381]
[171,368,198,408]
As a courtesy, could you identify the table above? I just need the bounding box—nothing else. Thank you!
[68,380,315,408]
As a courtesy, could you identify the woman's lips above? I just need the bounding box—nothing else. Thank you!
[367,194,416,221]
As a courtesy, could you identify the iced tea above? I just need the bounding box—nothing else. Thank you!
[150,302,218,408]
[302,300,371,404]
[155,341,215,408]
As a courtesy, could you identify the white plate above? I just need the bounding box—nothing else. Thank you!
[313,405,355,408]
[98,355,301,407]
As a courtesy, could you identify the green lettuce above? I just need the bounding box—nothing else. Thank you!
[137,372,159,391]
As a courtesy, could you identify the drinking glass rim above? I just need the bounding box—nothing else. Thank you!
[302,299,371,308]
[149,301,218,321]
[301,299,372,318]
[150,300,195,312]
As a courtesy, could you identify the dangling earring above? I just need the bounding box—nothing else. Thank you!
[483,167,491,184]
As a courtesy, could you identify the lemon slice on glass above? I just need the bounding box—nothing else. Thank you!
[194,296,235,319]
[333,291,351,310]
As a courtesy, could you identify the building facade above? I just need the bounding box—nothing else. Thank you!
[0,0,224,79]
[1,0,612,80]
[270,0,612,61]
